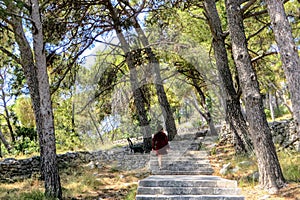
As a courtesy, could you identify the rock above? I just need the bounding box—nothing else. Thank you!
[86,161,95,169]
[232,166,240,173]
[259,195,270,200]
[238,161,252,167]
[220,162,231,175]
[254,171,259,180]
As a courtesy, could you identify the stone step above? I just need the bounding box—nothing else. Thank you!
[137,187,241,195]
[150,152,208,159]
[138,175,238,188]
[151,168,214,175]
[161,165,212,171]
[151,149,208,154]
[150,160,210,165]
[150,162,211,169]
[136,194,245,200]
[150,156,209,162]
[136,135,244,200]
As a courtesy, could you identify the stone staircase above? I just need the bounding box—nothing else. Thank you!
[135,133,245,200]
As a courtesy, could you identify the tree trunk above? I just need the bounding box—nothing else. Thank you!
[8,0,43,170]
[88,110,104,144]
[0,128,11,152]
[150,55,177,141]
[106,2,152,151]
[131,19,177,141]
[269,93,275,121]
[203,0,253,154]
[9,3,62,198]
[30,1,62,198]
[126,54,152,151]
[225,0,285,193]
[1,88,15,143]
[265,0,300,143]
[189,92,218,136]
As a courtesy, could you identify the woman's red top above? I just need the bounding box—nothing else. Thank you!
[152,131,169,150]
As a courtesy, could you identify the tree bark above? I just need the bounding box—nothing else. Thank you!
[8,0,43,166]
[30,1,62,198]
[265,0,300,145]
[203,0,253,154]
[0,128,11,152]
[225,0,285,193]
[0,87,15,143]
[131,19,177,141]
[148,49,177,141]
[88,110,104,144]
[106,1,152,151]
[188,93,218,136]
[8,1,62,198]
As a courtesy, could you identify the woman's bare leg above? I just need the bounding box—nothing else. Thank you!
[158,154,162,169]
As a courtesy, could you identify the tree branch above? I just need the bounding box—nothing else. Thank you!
[247,23,270,41]
[240,0,257,14]
[251,51,278,63]
[0,46,21,64]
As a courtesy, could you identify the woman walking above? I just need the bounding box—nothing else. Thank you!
[152,125,170,169]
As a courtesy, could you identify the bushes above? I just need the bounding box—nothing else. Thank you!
[13,127,39,155]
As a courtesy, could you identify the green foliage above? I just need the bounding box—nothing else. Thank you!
[13,97,35,128]
[0,186,55,200]
[265,105,290,120]
[19,190,48,200]
[12,126,39,155]
[13,137,39,155]
[0,190,43,200]
[124,186,138,200]
[210,146,217,155]
[15,126,37,141]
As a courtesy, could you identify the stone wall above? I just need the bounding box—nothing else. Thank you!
[1,119,298,183]
[219,119,299,151]
[0,147,149,183]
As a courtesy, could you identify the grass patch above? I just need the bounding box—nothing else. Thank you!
[278,150,300,182]
[124,185,138,200]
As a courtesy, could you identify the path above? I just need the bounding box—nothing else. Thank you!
[136,133,245,199]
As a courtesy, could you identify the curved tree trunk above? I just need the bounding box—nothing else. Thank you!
[127,58,152,151]
[265,0,300,150]
[203,0,253,154]
[106,2,152,151]
[132,20,177,141]
[149,51,177,141]
[225,0,285,193]
[188,93,218,136]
